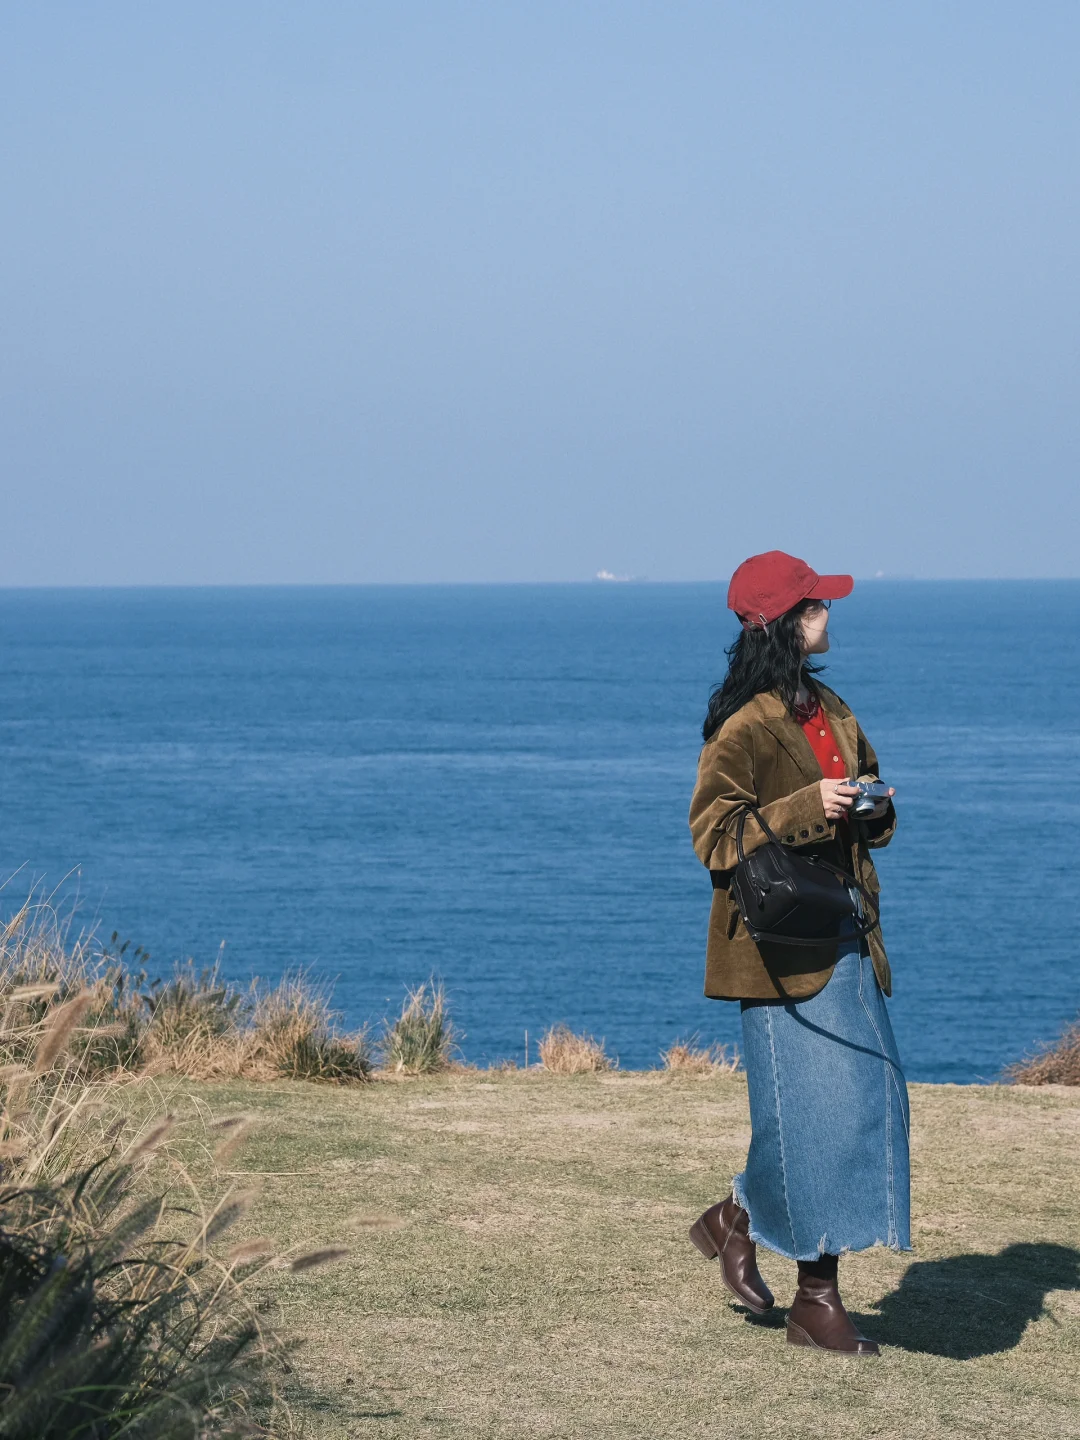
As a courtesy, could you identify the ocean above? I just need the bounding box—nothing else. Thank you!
[0,581,1077,1084]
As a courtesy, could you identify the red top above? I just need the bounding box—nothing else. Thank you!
[796,698,847,780]
[797,697,849,836]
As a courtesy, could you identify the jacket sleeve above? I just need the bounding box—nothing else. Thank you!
[689,731,829,871]
[856,722,897,849]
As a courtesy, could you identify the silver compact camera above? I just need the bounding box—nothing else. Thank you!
[848,779,892,815]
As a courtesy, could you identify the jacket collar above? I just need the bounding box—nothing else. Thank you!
[750,687,858,781]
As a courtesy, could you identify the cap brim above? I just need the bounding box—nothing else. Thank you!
[806,573,854,601]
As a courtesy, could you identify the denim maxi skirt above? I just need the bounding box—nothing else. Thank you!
[733,937,911,1261]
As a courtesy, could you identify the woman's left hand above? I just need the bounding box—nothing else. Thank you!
[868,787,896,819]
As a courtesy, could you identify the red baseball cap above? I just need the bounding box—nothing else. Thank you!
[727,550,853,629]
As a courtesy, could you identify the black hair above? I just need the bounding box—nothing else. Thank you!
[702,599,826,742]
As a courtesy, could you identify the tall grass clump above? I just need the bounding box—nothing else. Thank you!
[0,1154,267,1438]
[141,961,247,1054]
[0,907,141,1083]
[537,1024,613,1075]
[380,981,457,1074]
[1008,1020,1080,1086]
[661,1038,741,1076]
[141,968,371,1084]
[0,958,349,1436]
[249,974,372,1082]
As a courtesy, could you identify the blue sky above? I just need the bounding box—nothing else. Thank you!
[3,2,1078,583]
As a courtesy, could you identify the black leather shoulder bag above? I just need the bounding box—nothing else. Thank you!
[729,807,879,947]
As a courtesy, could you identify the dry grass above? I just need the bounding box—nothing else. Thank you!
[0,899,372,1086]
[148,1070,1080,1440]
[145,972,373,1084]
[662,1037,741,1076]
[249,975,372,1082]
[1008,1020,1080,1086]
[537,1022,613,1074]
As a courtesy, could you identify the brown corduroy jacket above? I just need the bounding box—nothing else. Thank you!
[688,685,896,1002]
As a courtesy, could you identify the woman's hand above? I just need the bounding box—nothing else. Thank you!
[820,780,859,821]
[819,780,896,822]
[867,787,896,819]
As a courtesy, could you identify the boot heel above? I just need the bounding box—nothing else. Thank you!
[689,1218,719,1260]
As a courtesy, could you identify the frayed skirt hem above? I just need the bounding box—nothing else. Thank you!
[731,1173,912,1261]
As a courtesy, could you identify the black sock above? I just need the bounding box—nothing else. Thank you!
[799,1253,839,1281]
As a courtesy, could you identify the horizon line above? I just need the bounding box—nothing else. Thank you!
[2,575,1080,591]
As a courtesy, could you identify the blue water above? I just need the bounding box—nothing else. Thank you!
[0,582,1077,1083]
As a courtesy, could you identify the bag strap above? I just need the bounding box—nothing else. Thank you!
[734,805,783,863]
[734,805,881,944]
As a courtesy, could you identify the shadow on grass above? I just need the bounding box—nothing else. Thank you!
[855,1243,1080,1359]
[279,1375,403,1424]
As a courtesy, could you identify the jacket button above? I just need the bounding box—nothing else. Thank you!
[784,835,795,844]
[800,829,809,838]
[815,824,825,833]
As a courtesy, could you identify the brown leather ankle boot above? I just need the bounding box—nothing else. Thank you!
[786,1256,879,1356]
[689,1195,774,1314]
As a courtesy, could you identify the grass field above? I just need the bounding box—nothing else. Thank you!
[157,1071,1080,1440]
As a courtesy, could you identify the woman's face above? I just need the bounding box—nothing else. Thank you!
[799,600,831,655]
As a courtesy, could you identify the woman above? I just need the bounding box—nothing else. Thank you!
[687,550,909,1357]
